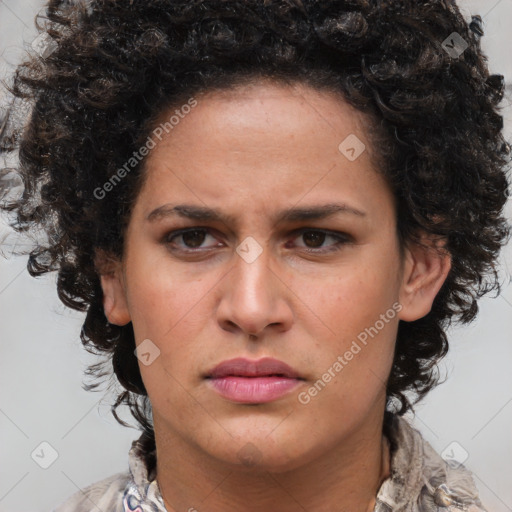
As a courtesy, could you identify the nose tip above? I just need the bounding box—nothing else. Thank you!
[216,252,293,338]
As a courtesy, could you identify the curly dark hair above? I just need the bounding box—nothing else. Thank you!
[1,0,510,449]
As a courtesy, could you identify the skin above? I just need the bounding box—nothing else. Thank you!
[97,80,451,512]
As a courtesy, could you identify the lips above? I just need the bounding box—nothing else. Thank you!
[206,357,304,403]
[207,357,301,379]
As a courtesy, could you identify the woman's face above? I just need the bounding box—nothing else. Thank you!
[100,80,448,472]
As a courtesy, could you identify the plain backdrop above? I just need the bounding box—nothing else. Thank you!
[0,1,511,511]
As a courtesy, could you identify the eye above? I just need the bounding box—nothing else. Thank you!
[164,228,222,251]
[287,228,353,253]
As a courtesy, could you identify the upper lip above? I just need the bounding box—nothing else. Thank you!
[207,357,302,379]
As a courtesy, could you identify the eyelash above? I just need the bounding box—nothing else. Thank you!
[162,227,353,255]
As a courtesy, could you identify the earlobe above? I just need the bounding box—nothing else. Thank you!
[398,236,452,322]
[94,250,131,326]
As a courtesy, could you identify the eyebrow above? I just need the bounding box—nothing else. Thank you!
[146,203,366,226]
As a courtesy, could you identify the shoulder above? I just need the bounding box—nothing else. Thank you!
[377,413,488,512]
[52,470,131,512]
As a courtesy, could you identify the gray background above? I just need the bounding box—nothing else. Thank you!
[0,1,511,511]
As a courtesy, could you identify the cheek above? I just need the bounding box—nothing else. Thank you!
[124,252,218,348]
[127,267,213,403]
[301,257,400,392]
[314,261,401,335]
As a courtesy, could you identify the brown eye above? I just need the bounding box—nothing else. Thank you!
[181,230,207,248]
[164,228,221,251]
[302,231,327,248]
[290,229,352,253]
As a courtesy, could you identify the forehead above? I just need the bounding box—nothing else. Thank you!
[151,80,371,152]
[135,80,392,224]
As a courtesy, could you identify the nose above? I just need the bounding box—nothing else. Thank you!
[216,243,293,339]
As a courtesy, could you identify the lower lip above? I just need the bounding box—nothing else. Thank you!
[207,376,301,403]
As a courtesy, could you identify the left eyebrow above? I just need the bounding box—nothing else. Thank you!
[146,202,367,226]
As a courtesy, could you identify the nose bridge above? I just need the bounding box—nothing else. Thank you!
[232,238,274,310]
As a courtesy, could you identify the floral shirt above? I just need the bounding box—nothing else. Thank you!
[53,413,488,512]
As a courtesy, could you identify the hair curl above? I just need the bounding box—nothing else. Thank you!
[1,0,510,447]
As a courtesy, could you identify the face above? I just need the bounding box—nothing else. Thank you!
[99,80,450,472]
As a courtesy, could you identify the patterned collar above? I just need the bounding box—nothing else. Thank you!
[122,413,487,512]
[123,438,165,512]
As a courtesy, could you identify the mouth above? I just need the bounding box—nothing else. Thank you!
[205,357,304,404]
[207,357,302,379]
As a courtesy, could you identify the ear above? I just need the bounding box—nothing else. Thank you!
[94,249,131,326]
[398,234,452,322]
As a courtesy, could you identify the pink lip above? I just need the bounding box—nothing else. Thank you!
[206,357,303,403]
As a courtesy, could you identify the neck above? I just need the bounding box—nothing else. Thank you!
[155,412,391,512]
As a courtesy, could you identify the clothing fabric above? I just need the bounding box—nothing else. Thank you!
[53,413,488,512]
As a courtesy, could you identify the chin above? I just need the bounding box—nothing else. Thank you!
[225,449,310,474]
[207,431,318,474]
